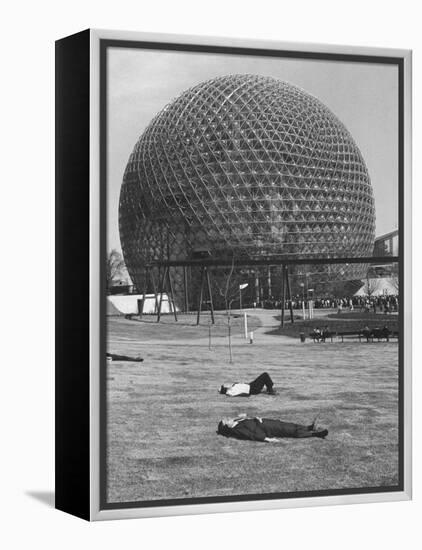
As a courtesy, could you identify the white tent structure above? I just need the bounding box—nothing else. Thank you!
[354,277,398,297]
[106,293,177,316]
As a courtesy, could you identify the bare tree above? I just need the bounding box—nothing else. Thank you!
[217,258,238,364]
[106,249,126,290]
[363,275,380,297]
[390,274,399,294]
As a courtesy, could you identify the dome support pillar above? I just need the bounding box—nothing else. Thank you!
[196,266,215,325]
[157,266,178,323]
[139,267,159,318]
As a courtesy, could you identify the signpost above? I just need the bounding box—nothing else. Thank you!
[239,283,248,339]
[308,289,314,319]
[239,283,248,311]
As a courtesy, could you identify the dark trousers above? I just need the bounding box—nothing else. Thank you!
[262,419,315,438]
[249,372,273,395]
[106,353,143,362]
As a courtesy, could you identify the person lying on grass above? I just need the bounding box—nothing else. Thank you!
[106,353,143,362]
[219,372,276,397]
[217,414,328,442]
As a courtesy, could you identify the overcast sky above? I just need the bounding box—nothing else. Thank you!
[107,47,399,253]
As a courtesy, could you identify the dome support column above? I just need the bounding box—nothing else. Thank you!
[138,267,159,318]
[157,266,178,322]
[196,266,215,325]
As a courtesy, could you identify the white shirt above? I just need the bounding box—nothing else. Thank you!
[226,383,250,397]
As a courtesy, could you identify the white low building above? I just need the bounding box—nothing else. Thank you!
[354,277,398,297]
[107,293,177,315]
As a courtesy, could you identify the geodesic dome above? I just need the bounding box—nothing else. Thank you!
[119,74,375,294]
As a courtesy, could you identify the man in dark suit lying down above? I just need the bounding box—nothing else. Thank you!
[217,414,328,442]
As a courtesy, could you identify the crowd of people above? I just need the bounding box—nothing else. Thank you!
[259,294,399,313]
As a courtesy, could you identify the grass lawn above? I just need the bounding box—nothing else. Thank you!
[106,310,399,503]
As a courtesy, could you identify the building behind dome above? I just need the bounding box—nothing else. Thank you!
[119,74,376,306]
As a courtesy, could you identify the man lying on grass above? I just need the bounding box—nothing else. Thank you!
[106,352,143,362]
[217,414,328,442]
[219,372,276,397]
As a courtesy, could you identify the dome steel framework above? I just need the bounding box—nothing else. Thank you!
[119,74,376,302]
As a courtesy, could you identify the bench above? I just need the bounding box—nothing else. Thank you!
[365,329,399,342]
[308,330,399,343]
[337,330,364,342]
[309,331,337,343]
[338,330,398,342]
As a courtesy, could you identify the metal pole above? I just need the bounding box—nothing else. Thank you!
[140,268,148,319]
[205,268,215,325]
[239,289,242,336]
[196,267,205,325]
[281,265,285,328]
[167,267,178,322]
[157,266,167,323]
[244,312,248,340]
[267,265,271,300]
[255,275,259,307]
[305,273,308,301]
[285,267,294,323]
[150,268,159,314]
[148,255,398,268]
[183,266,189,313]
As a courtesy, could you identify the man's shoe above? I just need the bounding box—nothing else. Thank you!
[312,429,328,439]
[267,388,277,395]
